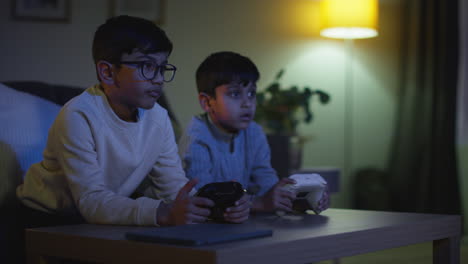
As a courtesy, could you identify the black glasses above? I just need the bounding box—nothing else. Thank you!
[119,61,177,82]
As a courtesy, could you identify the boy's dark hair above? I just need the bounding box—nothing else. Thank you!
[196,51,260,96]
[92,15,173,66]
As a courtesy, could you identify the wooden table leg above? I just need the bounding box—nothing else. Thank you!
[433,236,460,264]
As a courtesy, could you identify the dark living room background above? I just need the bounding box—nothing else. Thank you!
[0,0,466,244]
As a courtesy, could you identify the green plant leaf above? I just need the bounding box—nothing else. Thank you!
[254,70,331,135]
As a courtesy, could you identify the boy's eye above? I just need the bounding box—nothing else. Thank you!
[142,62,157,72]
[248,91,256,98]
[228,91,240,98]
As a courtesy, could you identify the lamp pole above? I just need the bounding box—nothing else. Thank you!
[344,38,355,182]
[319,0,379,208]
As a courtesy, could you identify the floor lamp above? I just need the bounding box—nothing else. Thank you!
[319,0,379,180]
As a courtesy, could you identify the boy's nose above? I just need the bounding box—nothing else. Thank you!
[241,97,254,107]
[151,79,163,85]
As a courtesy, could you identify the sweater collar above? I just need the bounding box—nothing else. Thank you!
[203,113,238,143]
[94,84,143,129]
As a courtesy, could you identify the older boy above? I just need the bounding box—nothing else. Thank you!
[17,16,213,227]
[179,51,330,215]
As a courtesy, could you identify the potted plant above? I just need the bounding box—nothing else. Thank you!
[255,70,330,177]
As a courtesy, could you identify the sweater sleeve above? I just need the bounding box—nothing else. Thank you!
[179,132,214,191]
[55,109,160,226]
[248,125,279,196]
[143,114,190,202]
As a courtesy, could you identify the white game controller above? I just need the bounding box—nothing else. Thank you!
[284,173,327,214]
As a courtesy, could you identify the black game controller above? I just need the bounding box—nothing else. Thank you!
[195,181,245,221]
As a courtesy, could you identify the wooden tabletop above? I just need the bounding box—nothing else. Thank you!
[26,208,461,264]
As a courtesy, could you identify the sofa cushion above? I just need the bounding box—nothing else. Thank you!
[0,83,62,175]
[0,83,65,209]
[3,81,84,106]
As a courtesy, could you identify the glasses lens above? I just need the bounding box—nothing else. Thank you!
[163,65,176,82]
[141,61,157,80]
[139,62,176,82]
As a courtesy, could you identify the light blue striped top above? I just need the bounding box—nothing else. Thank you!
[178,114,278,196]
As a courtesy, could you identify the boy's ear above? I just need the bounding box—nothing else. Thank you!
[96,60,115,85]
[198,92,213,113]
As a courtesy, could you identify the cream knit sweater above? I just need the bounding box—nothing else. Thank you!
[17,84,188,226]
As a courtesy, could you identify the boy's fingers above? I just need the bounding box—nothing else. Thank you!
[225,210,250,222]
[279,198,293,209]
[192,196,215,207]
[225,210,248,218]
[227,194,251,212]
[226,202,250,213]
[279,189,296,200]
[187,213,208,223]
[225,214,249,223]
[177,178,199,199]
[233,194,249,206]
[275,204,293,212]
[189,204,212,217]
[279,178,296,186]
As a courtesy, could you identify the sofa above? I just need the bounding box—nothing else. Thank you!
[0,81,179,264]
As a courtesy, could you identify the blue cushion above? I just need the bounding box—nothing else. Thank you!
[0,83,61,177]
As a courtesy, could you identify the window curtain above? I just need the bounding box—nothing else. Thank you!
[460,0,468,147]
[457,0,468,236]
[388,0,461,215]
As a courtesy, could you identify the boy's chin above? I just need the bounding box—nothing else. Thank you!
[231,122,250,132]
[215,120,250,133]
[139,101,157,110]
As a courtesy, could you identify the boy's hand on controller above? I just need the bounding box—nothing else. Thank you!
[316,185,331,213]
[254,178,296,212]
[157,178,214,226]
[224,193,251,223]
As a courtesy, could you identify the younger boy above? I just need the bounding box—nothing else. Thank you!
[179,51,330,214]
[16,16,214,227]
